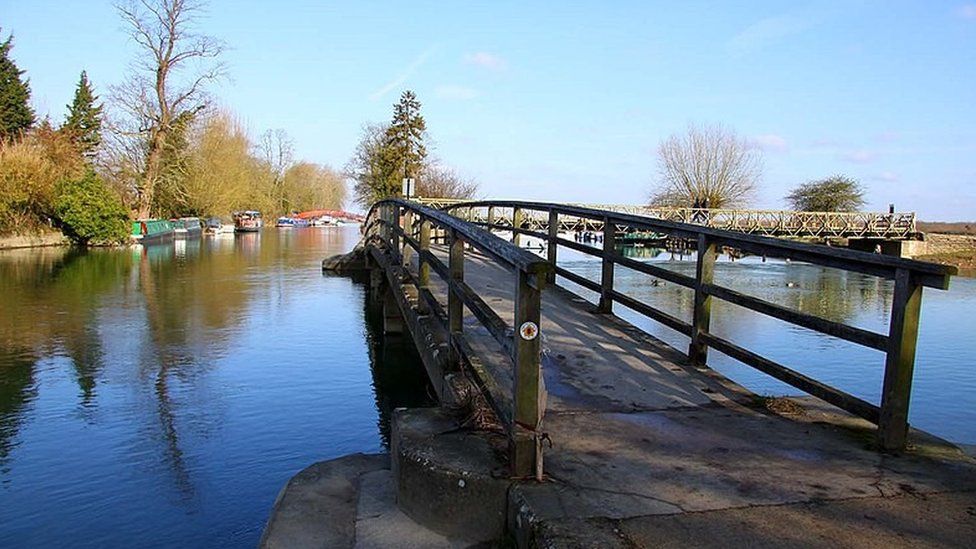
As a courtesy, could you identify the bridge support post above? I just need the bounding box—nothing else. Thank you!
[689,235,717,366]
[390,204,400,255]
[512,207,523,247]
[597,217,615,313]
[878,268,923,451]
[512,270,545,479]
[487,206,495,234]
[448,229,464,368]
[402,210,414,268]
[546,210,558,283]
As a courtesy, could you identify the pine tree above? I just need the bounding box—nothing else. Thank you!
[381,90,427,196]
[0,32,35,141]
[63,71,103,158]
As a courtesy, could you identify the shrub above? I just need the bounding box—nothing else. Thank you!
[55,169,129,245]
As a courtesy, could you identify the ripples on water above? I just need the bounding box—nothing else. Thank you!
[0,228,431,547]
[1,230,974,546]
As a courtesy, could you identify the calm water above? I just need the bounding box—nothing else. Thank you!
[2,230,975,547]
[0,228,431,548]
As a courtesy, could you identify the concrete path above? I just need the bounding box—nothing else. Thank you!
[419,247,976,547]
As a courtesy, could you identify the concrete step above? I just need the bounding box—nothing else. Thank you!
[391,407,512,544]
[260,453,483,548]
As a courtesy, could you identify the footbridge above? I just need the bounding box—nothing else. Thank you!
[418,197,919,240]
[319,198,972,547]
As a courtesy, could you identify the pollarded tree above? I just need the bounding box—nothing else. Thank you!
[63,71,103,159]
[0,32,35,141]
[785,175,866,212]
[113,0,224,218]
[651,123,762,209]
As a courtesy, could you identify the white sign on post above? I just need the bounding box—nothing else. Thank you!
[402,178,415,198]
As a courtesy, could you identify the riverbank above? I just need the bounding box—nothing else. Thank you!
[0,229,68,250]
[916,233,976,276]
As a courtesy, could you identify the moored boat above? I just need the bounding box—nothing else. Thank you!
[276,216,310,228]
[172,217,203,238]
[131,219,176,243]
[233,211,263,233]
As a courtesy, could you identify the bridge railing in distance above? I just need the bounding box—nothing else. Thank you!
[363,199,552,478]
[440,200,956,451]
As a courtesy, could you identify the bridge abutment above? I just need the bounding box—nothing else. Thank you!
[848,238,927,258]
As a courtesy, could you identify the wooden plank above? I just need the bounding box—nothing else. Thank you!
[878,268,923,450]
[607,250,697,288]
[451,278,513,357]
[369,199,551,275]
[597,217,615,313]
[608,289,693,336]
[448,230,465,368]
[437,200,955,286]
[554,265,603,293]
[689,234,716,365]
[418,219,431,288]
[702,283,889,352]
[547,209,559,283]
[512,207,523,246]
[700,332,881,423]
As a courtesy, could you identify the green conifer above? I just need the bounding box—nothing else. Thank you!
[0,32,35,140]
[63,71,103,158]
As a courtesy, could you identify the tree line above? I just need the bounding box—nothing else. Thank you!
[0,0,345,246]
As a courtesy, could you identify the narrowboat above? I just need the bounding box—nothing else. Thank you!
[233,211,263,233]
[131,219,176,243]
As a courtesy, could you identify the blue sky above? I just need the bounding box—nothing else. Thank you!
[4,0,975,219]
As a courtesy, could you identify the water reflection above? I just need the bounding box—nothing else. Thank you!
[0,228,433,547]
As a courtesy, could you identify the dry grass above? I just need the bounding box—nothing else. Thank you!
[917,221,976,235]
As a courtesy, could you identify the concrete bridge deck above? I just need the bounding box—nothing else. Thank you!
[419,245,976,546]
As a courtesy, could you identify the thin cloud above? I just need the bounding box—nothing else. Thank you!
[464,52,507,71]
[958,4,976,19]
[839,149,876,164]
[810,138,839,147]
[369,47,437,101]
[728,15,812,56]
[874,171,899,182]
[750,134,789,152]
[876,131,901,143]
[435,85,479,100]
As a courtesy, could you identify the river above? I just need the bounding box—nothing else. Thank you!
[0,229,973,547]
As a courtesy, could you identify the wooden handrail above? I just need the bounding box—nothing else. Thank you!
[364,199,551,477]
[439,200,955,451]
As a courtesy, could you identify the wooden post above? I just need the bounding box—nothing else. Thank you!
[597,217,615,313]
[390,204,400,256]
[547,210,559,283]
[418,219,430,288]
[402,210,414,268]
[448,229,464,367]
[689,234,717,366]
[512,207,523,246]
[512,269,545,478]
[878,268,923,451]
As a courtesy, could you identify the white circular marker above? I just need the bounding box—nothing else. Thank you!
[519,321,539,341]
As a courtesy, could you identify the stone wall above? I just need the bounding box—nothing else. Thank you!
[921,233,976,256]
[0,230,69,250]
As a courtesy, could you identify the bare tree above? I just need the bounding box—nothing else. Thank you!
[113,0,224,218]
[345,123,390,208]
[417,163,478,200]
[651,123,762,209]
[258,128,294,213]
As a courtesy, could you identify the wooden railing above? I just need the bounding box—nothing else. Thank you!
[442,200,956,451]
[363,199,552,477]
